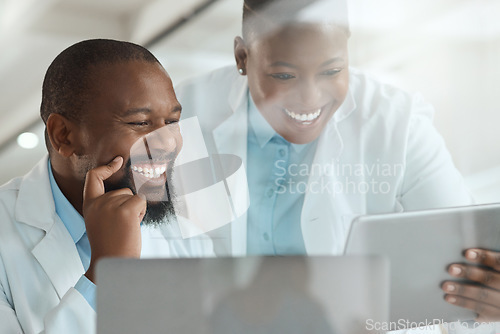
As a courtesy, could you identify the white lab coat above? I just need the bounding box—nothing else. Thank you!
[175,66,473,256]
[0,156,214,334]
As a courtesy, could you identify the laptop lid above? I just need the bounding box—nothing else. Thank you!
[96,256,389,334]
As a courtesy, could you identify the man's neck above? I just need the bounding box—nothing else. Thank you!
[50,162,84,215]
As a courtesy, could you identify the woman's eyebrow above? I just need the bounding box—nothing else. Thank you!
[270,57,345,69]
[270,61,298,69]
[320,57,345,67]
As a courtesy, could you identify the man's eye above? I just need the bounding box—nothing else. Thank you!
[128,121,149,126]
[321,68,342,76]
[165,120,179,125]
[270,73,295,81]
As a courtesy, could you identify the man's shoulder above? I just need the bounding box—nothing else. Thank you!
[0,177,22,208]
[0,157,51,223]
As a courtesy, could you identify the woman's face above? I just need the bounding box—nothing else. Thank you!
[236,24,349,144]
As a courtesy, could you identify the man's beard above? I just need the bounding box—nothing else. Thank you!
[104,157,177,227]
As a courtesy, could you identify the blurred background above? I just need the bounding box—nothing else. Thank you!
[0,0,499,203]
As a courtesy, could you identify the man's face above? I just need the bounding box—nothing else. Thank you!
[244,24,349,144]
[76,60,183,225]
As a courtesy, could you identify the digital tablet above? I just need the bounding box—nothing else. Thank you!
[344,203,500,328]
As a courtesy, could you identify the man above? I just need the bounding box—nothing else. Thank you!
[0,39,213,333]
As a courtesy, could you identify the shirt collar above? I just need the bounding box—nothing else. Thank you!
[48,159,86,244]
[248,93,275,148]
[248,93,311,153]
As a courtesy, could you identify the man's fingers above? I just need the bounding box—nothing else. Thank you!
[83,156,123,202]
[448,264,500,290]
[465,249,500,272]
[443,294,500,322]
[442,281,500,308]
[121,194,148,220]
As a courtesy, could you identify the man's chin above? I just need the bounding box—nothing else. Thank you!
[141,200,177,227]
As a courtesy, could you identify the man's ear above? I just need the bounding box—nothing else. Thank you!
[234,36,248,75]
[46,113,80,157]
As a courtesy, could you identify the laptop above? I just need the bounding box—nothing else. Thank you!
[96,256,389,334]
[344,203,500,328]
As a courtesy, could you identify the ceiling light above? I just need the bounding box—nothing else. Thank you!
[17,132,39,149]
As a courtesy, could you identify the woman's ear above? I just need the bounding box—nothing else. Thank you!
[46,113,80,157]
[234,36,248,75]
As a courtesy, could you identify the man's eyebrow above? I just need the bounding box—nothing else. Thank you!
[122,108,152,117]
[122,105,182,117]
[172,105,182,114]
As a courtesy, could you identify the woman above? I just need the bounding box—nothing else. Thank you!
[176,0,471,255]
[176,0,500,324]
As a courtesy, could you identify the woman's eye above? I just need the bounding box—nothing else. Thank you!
[321,68,342,76]
[270,73,295,81]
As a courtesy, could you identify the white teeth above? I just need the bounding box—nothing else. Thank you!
[131,164,167,179]
[284,108,321,122]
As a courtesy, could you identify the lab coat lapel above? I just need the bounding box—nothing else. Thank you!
[212,76,249,256]
[15,156,84,299]
[301,90,357,255]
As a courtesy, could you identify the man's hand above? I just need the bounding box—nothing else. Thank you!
[82,156,147,283]
[442,248,500,322]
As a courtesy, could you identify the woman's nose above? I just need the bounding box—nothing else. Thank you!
[298,77,322,108]
[145,123,182,156]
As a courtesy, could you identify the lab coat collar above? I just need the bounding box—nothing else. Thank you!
[318,76,357,162]
[15,155,56,231]
[212,73,249,256]
[15,155,84,299]
[333,81,356,124]
[213,70,249,160]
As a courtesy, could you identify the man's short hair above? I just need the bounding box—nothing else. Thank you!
[242,0,350,41]
[40,39,160,125]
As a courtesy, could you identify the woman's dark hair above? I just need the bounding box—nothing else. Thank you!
[242,0,349,40]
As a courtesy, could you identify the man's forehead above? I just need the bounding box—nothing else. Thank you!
[86,62,172,96]
[82,61,176,116]
[88,60,168,83]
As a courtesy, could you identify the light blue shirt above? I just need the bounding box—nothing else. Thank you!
[48,160,96,310]
[246,95,317,255]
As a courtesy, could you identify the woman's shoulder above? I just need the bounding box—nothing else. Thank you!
[349,68,412,103]
[175,65,241,94]
[348,67,433,120]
